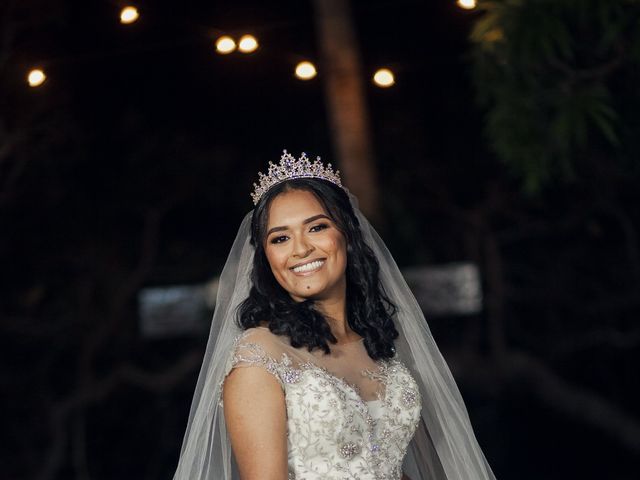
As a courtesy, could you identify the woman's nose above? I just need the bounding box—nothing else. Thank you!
[292,236,314,258]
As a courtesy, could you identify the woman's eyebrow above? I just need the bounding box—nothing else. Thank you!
[303,214,331,225]
[267,214,331,236]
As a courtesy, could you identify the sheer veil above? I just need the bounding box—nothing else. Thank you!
[173,192,496,480]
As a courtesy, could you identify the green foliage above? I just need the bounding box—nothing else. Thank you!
[470,0,640,193]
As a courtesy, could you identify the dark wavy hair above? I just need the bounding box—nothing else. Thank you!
[237,178,398,360]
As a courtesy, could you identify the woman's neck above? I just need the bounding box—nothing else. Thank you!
[315,296,359,343]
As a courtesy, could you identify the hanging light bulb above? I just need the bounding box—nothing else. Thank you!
[216,36,236,54]
[295,61,317,80]
[373,68,395,87]
[457,0,477,10]
[120,6,139,24]
[238,34,258,53]
[27,69,46,87]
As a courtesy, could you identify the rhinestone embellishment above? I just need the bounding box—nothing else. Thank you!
[281,367,302,384]
[251,150,343,205]
[339,441,361,459]
[401,387,418,407]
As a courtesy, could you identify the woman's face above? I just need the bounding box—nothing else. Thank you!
[264,189,347,303]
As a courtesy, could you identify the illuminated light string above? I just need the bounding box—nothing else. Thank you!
[215,34,259,54]
[238,35,259,53]
[20,3,474,88]
[120,6,139,24]
[457,0,477,10]
[295,61,317,80]
[215,36,236,54]
[28,69,46,87]
[373,68,395,88]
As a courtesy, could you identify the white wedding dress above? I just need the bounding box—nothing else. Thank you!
[224,326,422,480]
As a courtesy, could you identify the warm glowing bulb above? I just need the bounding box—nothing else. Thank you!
[457,0,477,9]
[27,69,46,87]
[216,36,236,54]
[295,61,317,80]
[120,6,139,24]
[238,34,258,53]
[373,68,395,87]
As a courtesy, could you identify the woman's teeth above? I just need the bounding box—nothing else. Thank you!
[292,260,325,273]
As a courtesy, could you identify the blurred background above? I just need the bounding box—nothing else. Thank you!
[2,0,639,479]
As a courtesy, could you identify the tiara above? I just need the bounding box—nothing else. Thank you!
[250,150,343,205]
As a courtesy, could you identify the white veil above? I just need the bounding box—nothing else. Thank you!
[173,193,496,480]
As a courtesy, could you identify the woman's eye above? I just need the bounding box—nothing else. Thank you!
[310,223,329,233]
[270,235,289,244]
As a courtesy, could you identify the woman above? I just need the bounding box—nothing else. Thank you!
[173,151,496,480]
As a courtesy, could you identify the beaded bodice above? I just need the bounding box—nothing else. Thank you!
[225,327,422,480]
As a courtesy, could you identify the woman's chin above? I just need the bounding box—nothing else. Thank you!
[287,283,327,302]
[290,289,321,302]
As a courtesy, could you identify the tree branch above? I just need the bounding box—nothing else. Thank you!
[449,349,640,453]
[37,350,202,480]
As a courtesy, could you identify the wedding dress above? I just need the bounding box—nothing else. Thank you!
[226,326,422,479]
[173,191,497,480]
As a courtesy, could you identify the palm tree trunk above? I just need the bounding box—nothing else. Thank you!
[312,0,379,220]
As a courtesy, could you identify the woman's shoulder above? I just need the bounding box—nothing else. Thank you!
[238,325,282,343]
[228,326,296,389]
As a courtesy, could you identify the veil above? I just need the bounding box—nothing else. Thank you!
[173,192,496,480]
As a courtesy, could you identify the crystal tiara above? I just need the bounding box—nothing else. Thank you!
[250,150,343,205]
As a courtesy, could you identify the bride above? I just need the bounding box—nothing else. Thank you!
[173,151,497,480]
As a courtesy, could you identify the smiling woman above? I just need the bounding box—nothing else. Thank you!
[238,177,398,357]
[172,152,497,480]
[264,191,348,304]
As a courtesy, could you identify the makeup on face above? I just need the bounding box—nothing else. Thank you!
[264,190,347,303]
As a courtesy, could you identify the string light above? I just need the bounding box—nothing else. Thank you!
[27,69,46,87]
[215,36,236,54]
[238,35,258,53]
[295,61,317,80]
[373,68,395,87]
[120,6,139,24]
[22,13,408,87]
[456,0,477,9]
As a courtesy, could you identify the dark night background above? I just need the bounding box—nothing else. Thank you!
[2,1,639,479]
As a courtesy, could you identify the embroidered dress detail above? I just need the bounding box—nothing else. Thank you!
[226,327,422,480]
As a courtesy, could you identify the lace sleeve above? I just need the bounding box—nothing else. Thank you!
[224,328,286,388]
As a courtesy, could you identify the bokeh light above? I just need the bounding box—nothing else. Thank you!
[27,69,46,87]
[373,68,395,87]
[295,61,317,80]
[457,0,477,9]
[120,6,139,24]
[216,36,236,54]
[238,35,258,53]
